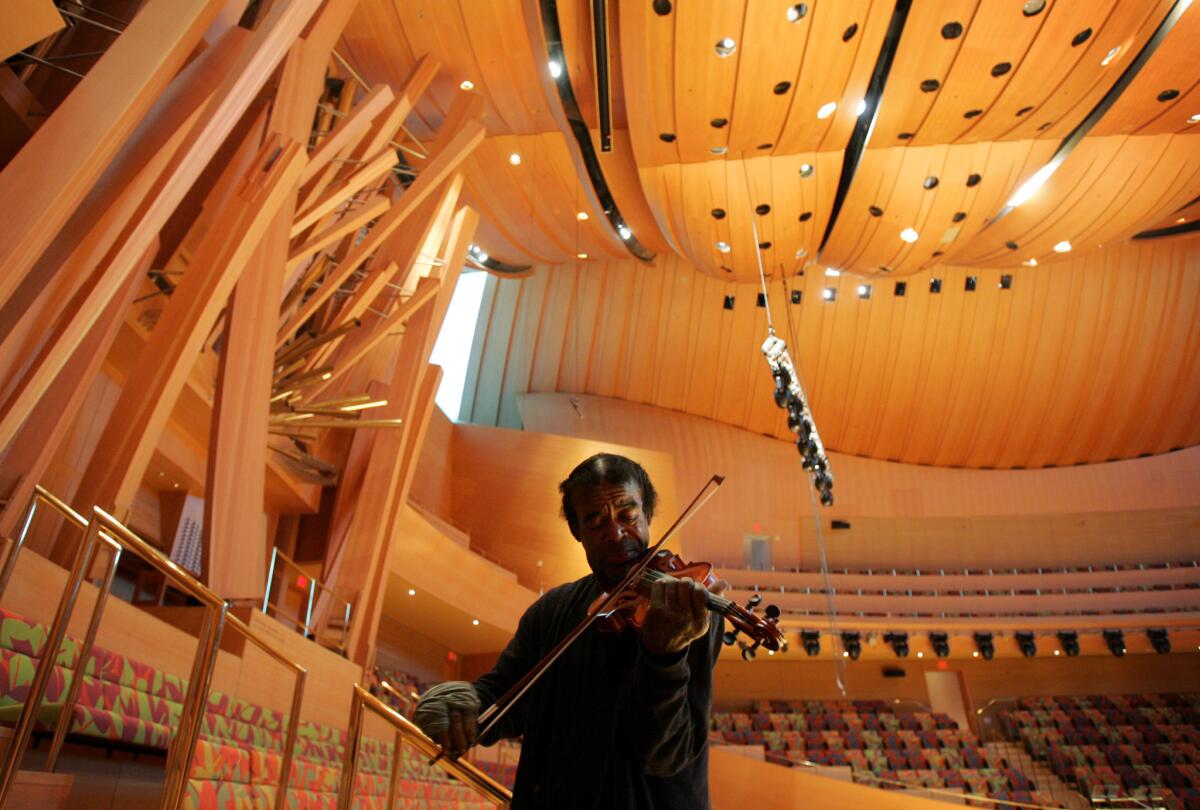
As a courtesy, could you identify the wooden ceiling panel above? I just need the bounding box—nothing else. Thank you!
[1092,2,1200,137]
[666,0,745,165]
[946,134,1200,267]
[820,139,1058,276]
[462,242,1200,468]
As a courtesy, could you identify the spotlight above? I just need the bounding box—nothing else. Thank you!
[929,632,950,658]
[1147,628,1171,655]
[884,632,910,658]
[1103,630,1126,658]
[1057,631,1080,657]
[973,632,994,661]
[801,630,821,656]
[1016,632,1037,658]
[842,632,861,660]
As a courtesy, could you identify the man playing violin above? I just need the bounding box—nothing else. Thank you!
[415,453,725,809]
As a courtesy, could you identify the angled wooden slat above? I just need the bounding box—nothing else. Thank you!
[0,0,323,451]
[0,0,226,309]
[291,148,397,236]
[59,138,305,544]
[298,82,395,186]
[286,193,389,272]
[276,120,485,344]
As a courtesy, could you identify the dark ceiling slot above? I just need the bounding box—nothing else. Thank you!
[1132,219,1200,240]
[473,254,533,275]
[987,0,1193,227]
[817,0,913,259]
[592,0,613,152]
[537,0,655,262]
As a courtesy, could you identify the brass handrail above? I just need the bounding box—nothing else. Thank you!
[337,685,511,810]
[223,614,307,810]
[0,503,228,810]
[376,676,416,715]
[262,546,352,651]
[0,484,90,599]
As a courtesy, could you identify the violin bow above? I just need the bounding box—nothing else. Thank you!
[430,474,725,764]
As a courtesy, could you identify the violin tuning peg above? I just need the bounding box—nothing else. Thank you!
[764,604,781,620]
[722,630,739,646]
[741,642,759,662]
[745,593,762,610]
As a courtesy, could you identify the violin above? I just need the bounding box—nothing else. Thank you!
[590,549,786,659]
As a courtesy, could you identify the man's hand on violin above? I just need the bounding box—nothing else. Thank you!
[640,577,728,657]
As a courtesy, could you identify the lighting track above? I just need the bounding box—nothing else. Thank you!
[987,0,1194,226]
[534,0,655,262]
[816,0,913,260]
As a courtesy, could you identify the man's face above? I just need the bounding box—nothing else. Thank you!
[570,480,651,589]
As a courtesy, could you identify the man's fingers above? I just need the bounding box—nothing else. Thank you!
[711,578,730,597]
[463,707,478,749]
[448,709,466,755]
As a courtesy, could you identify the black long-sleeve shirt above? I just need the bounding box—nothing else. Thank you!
[474,574,723,809]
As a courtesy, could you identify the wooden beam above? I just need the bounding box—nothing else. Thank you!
[56,138,305,560]
[286,193,388,273]
[290,148,397,237]
[0,0,64,61]
[276,121,485,345]
[0,0,226,309]
[0,0,322,449]
[0,247,146,539]
[298,83,395,187]
[204,35,331,600]
[0,28,249,402]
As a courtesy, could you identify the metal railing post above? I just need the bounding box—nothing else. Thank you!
[304,577,316,637]
[263,547,278,613]
[0,516,100,804]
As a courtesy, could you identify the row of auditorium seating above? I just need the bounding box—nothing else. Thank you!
[996,694,1200,809]
[719,561,1200,577]
[711,700,1050,808]
[0,606,492,809]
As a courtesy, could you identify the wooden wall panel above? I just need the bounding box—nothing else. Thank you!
[516,393,1200,571]
[460,240,1200,468]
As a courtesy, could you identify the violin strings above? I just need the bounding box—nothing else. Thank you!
[637,569,736,614]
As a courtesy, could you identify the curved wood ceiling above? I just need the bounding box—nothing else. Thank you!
[460,241,1200,469]
[339,0,1200,467]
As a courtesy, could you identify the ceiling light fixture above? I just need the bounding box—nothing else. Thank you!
[799,163,814,177]
[1023,258,1038,266]
[817,101,837,119]
[576,211,589,221]
[1006,163,1057,208]
[472,619,480,626]
[715,37,736,57]
[1053,240,1072,253]
[1101,45,1121,66]
[856,99,867,116]
[900,227,919,243]
[509,152,522,166]
[824,268,841,277]
[459,79,474,91]
[786,3,808,23]
[407,588,416,596]
[716,241,731,253]
[548,60,563,79]
[577,252,588,259]
[1189,114,1200,124]
[618,225,632,240]
[822,288,836,301]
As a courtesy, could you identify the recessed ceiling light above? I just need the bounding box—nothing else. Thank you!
[1188,114,1200,124]
[716,241,731,252]
[407,588,416,596]
[509,152,522,166]
[459,80,474,91]
[618,225,632,240]
[822,288,836,301]
[799,163,814,177]
[711,146,728,155]
[972,650,979,657]
[715,37,736,57]
[795,248,807,258]
[817,101,837,119]
[856,99,867,116]
[576,211,589,221]
[1054,649,1061,656]
[916,651,924,658]
[786,3,808,23]
[857,284,870,298]
[1023,258,1038,266]
[825,268,840,277]
[472,619,480,626]
[548,60,563,79]
[577,252,588,259]
[842,650,849,658]
[1053,240,1072,253]
[1101,46,1121,66]
[900,227,919,243]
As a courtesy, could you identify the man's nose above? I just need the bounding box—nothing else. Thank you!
[597,515,625,542]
